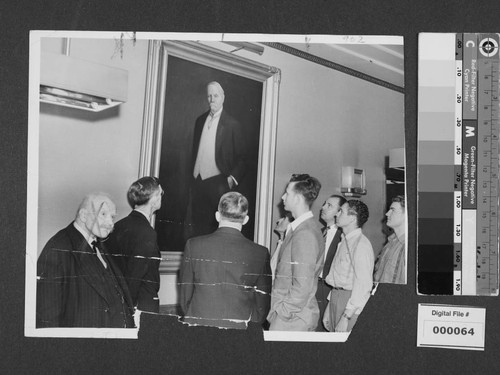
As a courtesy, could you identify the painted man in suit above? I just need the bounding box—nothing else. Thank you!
[36,193,135,328]
[191,81,247,237]
[267,174,324,331]
[179,192,271,329]
[324,200,374,332]
[316,194,346,331]
[107,177,163,313]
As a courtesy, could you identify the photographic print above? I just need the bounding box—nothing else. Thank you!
[26,32,405,341]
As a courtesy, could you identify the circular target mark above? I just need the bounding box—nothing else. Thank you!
[479,37,499,57]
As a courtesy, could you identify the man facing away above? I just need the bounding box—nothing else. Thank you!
[316,194,346,332]
[324,200,374,332]
[374,195,406,284]
[36,193,135,328]
[191,81,247,236]
[179,192,271,329]
[107,177,164,313]
[267,174,324,331]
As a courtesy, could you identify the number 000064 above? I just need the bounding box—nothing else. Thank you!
[432,326,475,335]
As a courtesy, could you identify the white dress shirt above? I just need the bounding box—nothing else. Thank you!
[325,228,374,314]
[193,107,223,180]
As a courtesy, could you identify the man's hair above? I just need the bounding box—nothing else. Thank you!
[289,173,321,207]
[218,192,248,222]
[207,81,224,95]
[392,195,405,212]
[346,199,369,228]
[127,177,161,208]
[75,192,114,219]
[330,194,347,208]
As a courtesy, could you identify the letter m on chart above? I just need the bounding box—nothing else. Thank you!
[465,126,475,137]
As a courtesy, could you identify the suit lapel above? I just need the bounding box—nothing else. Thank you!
[192,111,210,163]
[277,224,294,263]
[67,225,110,303]
[215,110,225,153]
[101,241,134,308]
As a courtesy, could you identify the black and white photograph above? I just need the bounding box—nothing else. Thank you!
[25,31,405,341]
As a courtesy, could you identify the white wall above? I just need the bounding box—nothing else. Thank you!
[37,37,149,254]
[204,43,405,252]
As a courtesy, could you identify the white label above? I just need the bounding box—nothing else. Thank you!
[417,303,485,351]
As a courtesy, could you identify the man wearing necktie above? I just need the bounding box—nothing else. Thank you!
[315,194,346,331]
[36,193,135,328]
[267,174,324,331]
[190,81,247,237]
[324,200,374,332]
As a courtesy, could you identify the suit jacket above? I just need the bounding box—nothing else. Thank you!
[36,223,135,328]
[179,227,272,329]
[192,110,247,183]
[107,210,161,313]
[267,217,324,331]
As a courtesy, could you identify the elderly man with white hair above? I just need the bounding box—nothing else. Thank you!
[36,193,135,328]
[191,81,247,237]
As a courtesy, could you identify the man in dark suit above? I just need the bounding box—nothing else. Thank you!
[107,177,163,313]
[316,194,346,331]
[191,81,247,236]
[36,193,135,328]
[179,192,271,329]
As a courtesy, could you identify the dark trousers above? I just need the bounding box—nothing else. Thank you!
[315,278,331,332]
[191,174,231,237]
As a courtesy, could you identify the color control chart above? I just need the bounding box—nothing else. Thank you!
[418,33,500,296]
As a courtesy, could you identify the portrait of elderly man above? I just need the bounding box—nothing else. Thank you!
[374,195,406,284]
[107,177,164,313]
[179,191,271,329]
[36,193,135,328]
[190,81,247,237]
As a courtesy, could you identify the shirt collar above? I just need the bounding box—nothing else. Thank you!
[343,227,362,240]
[73,221,96,247]
[325,223,338,232]
[290,211,314,231]
[389,231,405,244]
[218,220,243,231]
[210,107,223,118]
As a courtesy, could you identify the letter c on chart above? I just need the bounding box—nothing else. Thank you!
[466,40,475,48]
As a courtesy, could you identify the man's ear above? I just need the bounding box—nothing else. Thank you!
[78,208,87,223]
[295,193,305,207]
[242,215,249,226]
[215,211,221,223]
